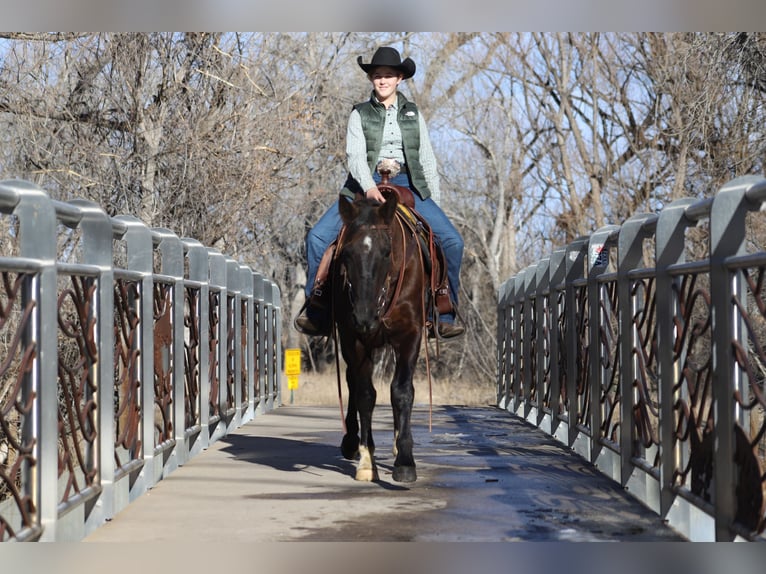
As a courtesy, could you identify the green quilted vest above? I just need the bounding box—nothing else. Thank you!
[341,92,431,200]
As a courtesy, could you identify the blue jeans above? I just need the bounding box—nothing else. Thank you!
[305,173,464,322]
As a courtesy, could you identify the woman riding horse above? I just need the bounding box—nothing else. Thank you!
[295,46,464,340]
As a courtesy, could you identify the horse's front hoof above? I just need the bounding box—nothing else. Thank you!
[392,465,417,483]
[355,467,379,482]
[340,434,359,460]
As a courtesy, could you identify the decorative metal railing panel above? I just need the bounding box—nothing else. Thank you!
[113,273,143,479]
[0,267,37,541]
[573,280,590,432]
[596,276,620,448]
[669,265,715,509]
[0,180,282,542]
[729,257,766,533]
[224,292,236,418]
[207,289,222,427]
[497,176,766,541]
[183,284,202,435]
[554,287,567,419]
[55,270,100,508]
[628,270,660,471]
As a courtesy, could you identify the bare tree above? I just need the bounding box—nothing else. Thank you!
[1,32,764,384]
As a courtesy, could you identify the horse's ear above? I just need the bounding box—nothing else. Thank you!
[380,190,398,223]
[339,196,357,225]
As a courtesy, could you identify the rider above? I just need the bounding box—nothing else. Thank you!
[295,46,464,339]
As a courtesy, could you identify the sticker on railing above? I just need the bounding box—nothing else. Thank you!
[589,243,609,268]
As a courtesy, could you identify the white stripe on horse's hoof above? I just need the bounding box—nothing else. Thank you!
[355,467,379,481]
[356,445,378,481]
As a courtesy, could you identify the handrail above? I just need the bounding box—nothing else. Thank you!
[497,175,766,542]
[0,179,282,542]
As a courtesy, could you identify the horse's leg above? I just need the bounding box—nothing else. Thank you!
[390,338,419,483]
[340,371,359,460]
[340,380,377,461]
[339,338,377,474]
[354,350,378,481]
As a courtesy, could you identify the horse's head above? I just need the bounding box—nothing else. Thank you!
[336,192,398,336]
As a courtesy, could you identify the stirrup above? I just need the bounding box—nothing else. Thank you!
[294,291,331,336]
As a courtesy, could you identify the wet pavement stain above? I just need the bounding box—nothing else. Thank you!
[294,405,686,542]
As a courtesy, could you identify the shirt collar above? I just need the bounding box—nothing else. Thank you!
[372,92,399,111]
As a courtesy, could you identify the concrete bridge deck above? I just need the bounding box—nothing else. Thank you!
[84,404,684,542]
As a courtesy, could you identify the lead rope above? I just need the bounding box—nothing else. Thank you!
[332,227,348,435]
[333,307,346,435]
[413,224,433,432]
[422,273,433,432]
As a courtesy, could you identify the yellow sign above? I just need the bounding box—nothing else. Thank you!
[287,374,299,390]
[284,348,301,375]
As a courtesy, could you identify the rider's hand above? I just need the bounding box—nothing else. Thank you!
[365,187,385,203]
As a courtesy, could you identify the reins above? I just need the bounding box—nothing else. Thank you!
[380,214,412,324]
[332,307,345,434]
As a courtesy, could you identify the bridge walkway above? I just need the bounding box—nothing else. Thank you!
[84,404,684,542]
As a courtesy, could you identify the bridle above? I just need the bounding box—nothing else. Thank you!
[337,222,394,322]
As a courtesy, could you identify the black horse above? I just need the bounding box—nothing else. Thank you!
[333,191,427,482]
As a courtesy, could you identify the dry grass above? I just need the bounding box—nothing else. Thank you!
[284,370,496,408]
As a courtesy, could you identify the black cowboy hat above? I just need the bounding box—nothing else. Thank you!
[357,47,416,79]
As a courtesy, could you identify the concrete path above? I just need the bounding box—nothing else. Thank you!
[84,404,685,542]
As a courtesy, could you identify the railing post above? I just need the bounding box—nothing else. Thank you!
[3,181,58,541]
[535,258,550,427]
[502,277,516,411]
[521,264,536,419]
[496,278,512,409]
[655,196,701,537]
[253,273,267,414]
[207,248,228,441]
[225,256,243,429]
[617,214,660,512]
[153,228,186,470]
[113,215,156,494]
[272,282,283,408]
[709,175,764,541]
[182,238,211,454]
[504,277,516,410]
[564,237,588,450]
[263,279,275,411]
[66,199,116,530]
[617,213,656,490]
[587,225,619,464]
[548,248,567,442]
[510,270,526,413]
[240,265,256,423]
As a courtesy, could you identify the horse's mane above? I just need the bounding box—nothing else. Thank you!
[339,193,398,231]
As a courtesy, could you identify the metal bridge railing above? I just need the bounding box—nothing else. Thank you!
[497,175,766,542]
[0,179,282,542]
